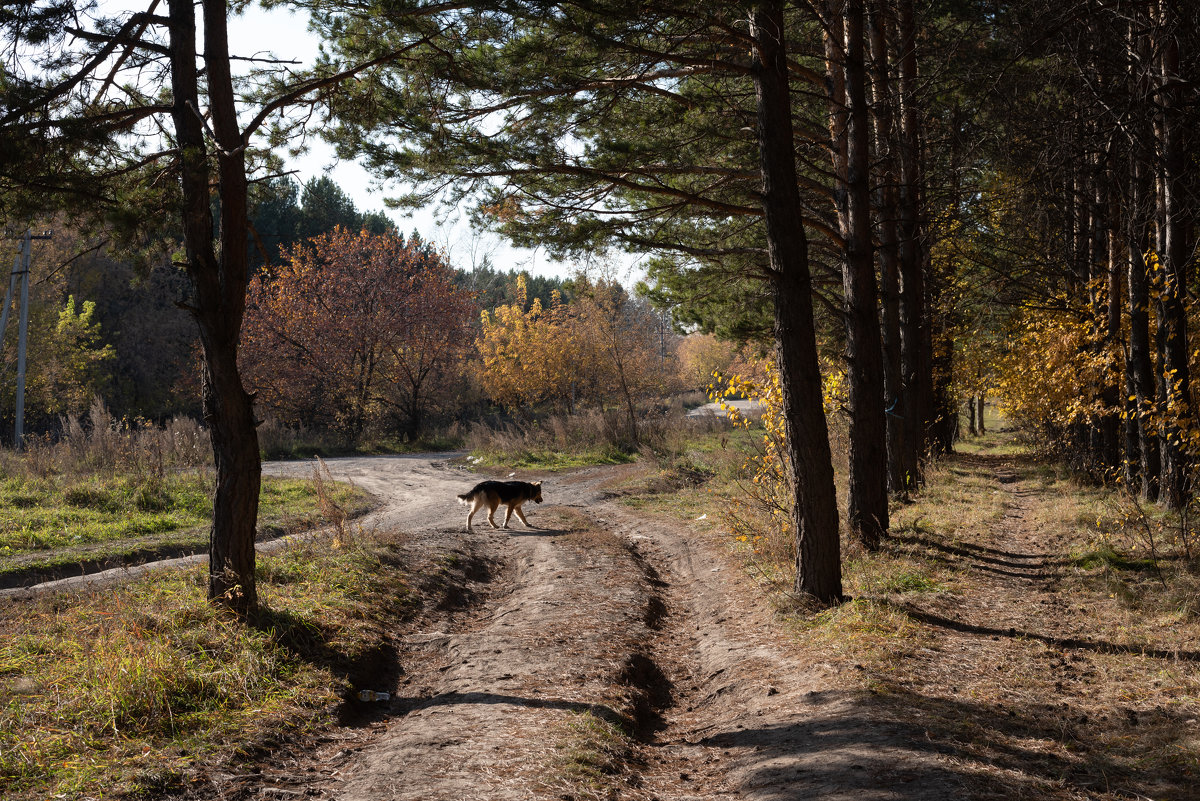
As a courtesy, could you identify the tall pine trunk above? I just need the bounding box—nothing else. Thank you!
[825,0,888,547]
[868,0,902,494]
[896,0,928,481]
[1128,167,1160,502]
[750,1,843,605]
[867,0,908,496]
[1102,182,1123,474]
[1155,0,1191,508]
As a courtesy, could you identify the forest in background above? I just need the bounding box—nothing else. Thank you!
[0,173,677,446]
[2,4,1200,797]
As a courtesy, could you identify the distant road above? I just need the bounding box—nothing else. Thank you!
[685,399,764,418]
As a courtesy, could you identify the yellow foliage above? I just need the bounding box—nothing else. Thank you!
[476,275,584,410]
[475,274,666,414]
[676,334,737,390]
[709,357,842,564]
[995,302,1115,431]
[995,265,1200,464]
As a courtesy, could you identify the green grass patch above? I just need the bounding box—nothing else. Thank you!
[852,556,947,594]
[1072,544,1160,572]
[954,428,1030,458]
[881,571,941,593]
[545,710,633,799]
[0,536,414,800]
[0,472,213,554]
[0,474,371,580]
[471,445,638,471]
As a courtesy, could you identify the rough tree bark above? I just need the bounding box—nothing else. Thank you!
[825,0,888,547]
[1128,164,1160,502]
[867,0,909,497]
[895,0,928,481]
[1154,0,1191,509]
[750,0,843,605]
[167,0,261,613]
[1102,179,1123,474]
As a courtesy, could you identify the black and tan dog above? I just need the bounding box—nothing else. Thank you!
[457,480,543,531]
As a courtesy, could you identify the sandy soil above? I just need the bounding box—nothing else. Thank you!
[223,454,965,801]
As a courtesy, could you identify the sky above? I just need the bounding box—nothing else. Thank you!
[218,4,632,283]
[218,5,544,276]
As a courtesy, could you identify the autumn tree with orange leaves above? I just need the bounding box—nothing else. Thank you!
[476,274,669,444]
[476,275,584,413]
[241,228,474,438]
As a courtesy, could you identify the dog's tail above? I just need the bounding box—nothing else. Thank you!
[456,492,473,505]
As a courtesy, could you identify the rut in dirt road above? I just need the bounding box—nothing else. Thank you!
[240,455,966,801]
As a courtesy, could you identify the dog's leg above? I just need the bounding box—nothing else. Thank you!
[502,505,515,529]
[514,505,533,528]
[487,502,500,529]
[466,498,479,531]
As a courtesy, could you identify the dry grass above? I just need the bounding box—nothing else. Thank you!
[0,530,415,800]
[630,413,1200,799]
[866,431,1200,800]
[12,399,209,479]
[468,402,730,471]
[257,416,468,460]
[543,710,635,800]
[0,404,399,798]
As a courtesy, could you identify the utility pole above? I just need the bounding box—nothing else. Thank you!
[0,251,19,350]
[1,229,53,450]
[659,306,668,364]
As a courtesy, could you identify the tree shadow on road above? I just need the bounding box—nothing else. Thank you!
[692,687,1190,800]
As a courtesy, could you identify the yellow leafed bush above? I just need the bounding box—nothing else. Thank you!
[709,357,846,582]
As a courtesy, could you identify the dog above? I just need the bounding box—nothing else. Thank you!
[457,480,543,531]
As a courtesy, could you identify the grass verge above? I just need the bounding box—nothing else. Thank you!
[469,444,638,471]
[0,474,372,585]
[863,431,1200,799]
[624,416,1200,799]
[0,533,415,800]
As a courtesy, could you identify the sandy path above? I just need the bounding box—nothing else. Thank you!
[233,455,965,801]
[897,457,1093,667]
[878,452,1200,801]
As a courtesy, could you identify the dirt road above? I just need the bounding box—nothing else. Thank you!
[239,454,964,801]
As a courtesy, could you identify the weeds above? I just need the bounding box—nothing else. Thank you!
[7,399,209,480]
[0,531,412,800]
[313,456,354,549]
